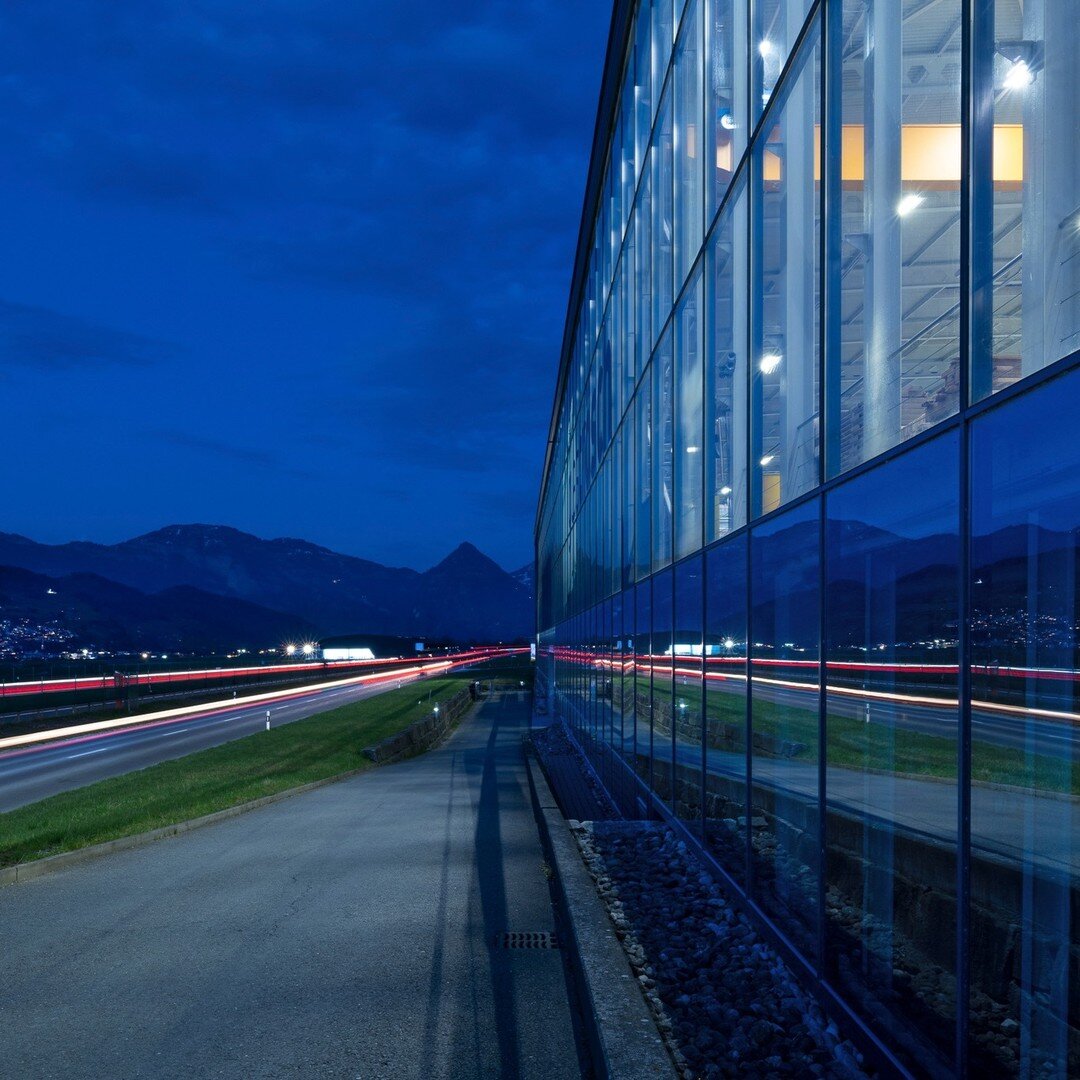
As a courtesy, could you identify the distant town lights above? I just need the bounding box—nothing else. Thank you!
[285,644,296,655]
[759,352,783,374]
[897,192,924,217]
[302,643,315,656]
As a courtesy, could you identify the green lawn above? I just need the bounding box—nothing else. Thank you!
[0,658,531,869]
[620,678,1080,796]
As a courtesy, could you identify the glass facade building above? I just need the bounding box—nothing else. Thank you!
[534,1,1080,1075]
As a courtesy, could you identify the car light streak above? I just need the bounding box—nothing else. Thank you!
[0,647,521,755]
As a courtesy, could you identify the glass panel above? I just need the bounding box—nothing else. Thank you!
[707,170,749,540]
[832,0,962,475]
[634,578,653,798]
[753,18,820,515]
[706,0,749,216]
[705,534,749,884]
[652,85,675,340]
[674,0,705,286]
[753,0,815,123]
[635,0,654,177]
[652,567,675,806]
[674,554,705,826]
[636,377,653,581]
[750,497,821,958]
[825,434,960,1076]
[980,0,1080,398]
[675,268,705,560]
[970,369,1080,1077]
[653,328,675,570]
[637,178,655,366]
[653,0,675,111]
[621,417,635,587]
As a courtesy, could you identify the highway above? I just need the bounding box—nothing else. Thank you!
[0,669,449,813]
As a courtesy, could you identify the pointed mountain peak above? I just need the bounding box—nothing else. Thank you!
[426,542,504,576]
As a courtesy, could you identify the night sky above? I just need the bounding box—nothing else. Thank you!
[0,2,611,572]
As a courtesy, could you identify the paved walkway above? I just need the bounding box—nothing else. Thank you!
[0,694,585,1079]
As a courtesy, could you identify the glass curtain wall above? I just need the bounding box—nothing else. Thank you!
[535,1,1080,1074]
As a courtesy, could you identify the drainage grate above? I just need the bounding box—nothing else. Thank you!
[496,931,560,950]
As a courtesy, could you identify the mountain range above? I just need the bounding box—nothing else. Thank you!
[0,526,534,652]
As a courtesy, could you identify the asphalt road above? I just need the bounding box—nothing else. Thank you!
[0,693,585,1079]
[0,670,446,812]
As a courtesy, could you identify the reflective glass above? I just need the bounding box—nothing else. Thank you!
[620,418,635,587]
[652,86,675,339]
[753,19,820,515]
[750,497,821,957]
[825,434,960,1076]
[706,170,749,539]
[635,0,653,176]
[753,0,815,123]
[705,534,749,885]
[675,268,705,560]
[979,0,1080,399]
[653,329,675,570]
[635,379,653,581]
[634,577,653,794]
[706,0,749,215]
[674,0,704,286]
[832,0,962,475]
[970,368,1080,1077]
[673,554,705,826]
[652,567,675,804]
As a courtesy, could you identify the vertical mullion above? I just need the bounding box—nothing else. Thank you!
[956,0,983,1070]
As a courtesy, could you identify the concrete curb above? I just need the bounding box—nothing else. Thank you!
[0,767,368,888]
[525,741,676,1080]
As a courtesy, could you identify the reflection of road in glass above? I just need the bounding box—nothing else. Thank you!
[651,694,1080,882]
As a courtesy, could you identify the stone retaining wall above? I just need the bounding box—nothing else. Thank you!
[361,687,473,765]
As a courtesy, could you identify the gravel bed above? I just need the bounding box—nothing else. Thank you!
[532,720,620,820]
[573,820,874,1079]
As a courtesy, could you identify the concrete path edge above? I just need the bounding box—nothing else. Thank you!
[525,741,676,1080]
[0,767,368,888]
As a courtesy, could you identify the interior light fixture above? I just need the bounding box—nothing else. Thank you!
[720,112,737,131]
[760,454,774,466]
[897,192,924,217]
[1003,58,1034,90]
[758,40,774,57]
[686,445,700,454]
[719,485,732,496]
[759,352,783,374]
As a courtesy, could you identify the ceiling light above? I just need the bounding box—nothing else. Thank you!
[897,193,924,217]
[720,112,737,131]
[686,445,700,454]
[760,352,782,374]
[719,485,732,496]
[758,40,774,58]
[1003,59,1034,90]
[760,454,774,467]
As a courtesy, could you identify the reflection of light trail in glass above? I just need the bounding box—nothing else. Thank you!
[550,649,1080,724]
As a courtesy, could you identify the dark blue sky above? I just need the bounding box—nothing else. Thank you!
[0,2,610,572]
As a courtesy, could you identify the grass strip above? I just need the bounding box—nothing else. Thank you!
[0,660,530,869]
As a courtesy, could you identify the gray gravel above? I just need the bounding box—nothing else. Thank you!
[573,820,873,1080]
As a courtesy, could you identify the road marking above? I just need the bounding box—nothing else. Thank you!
[66,747,111,760]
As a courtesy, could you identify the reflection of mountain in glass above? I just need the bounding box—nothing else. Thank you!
[698,516,1078,667]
